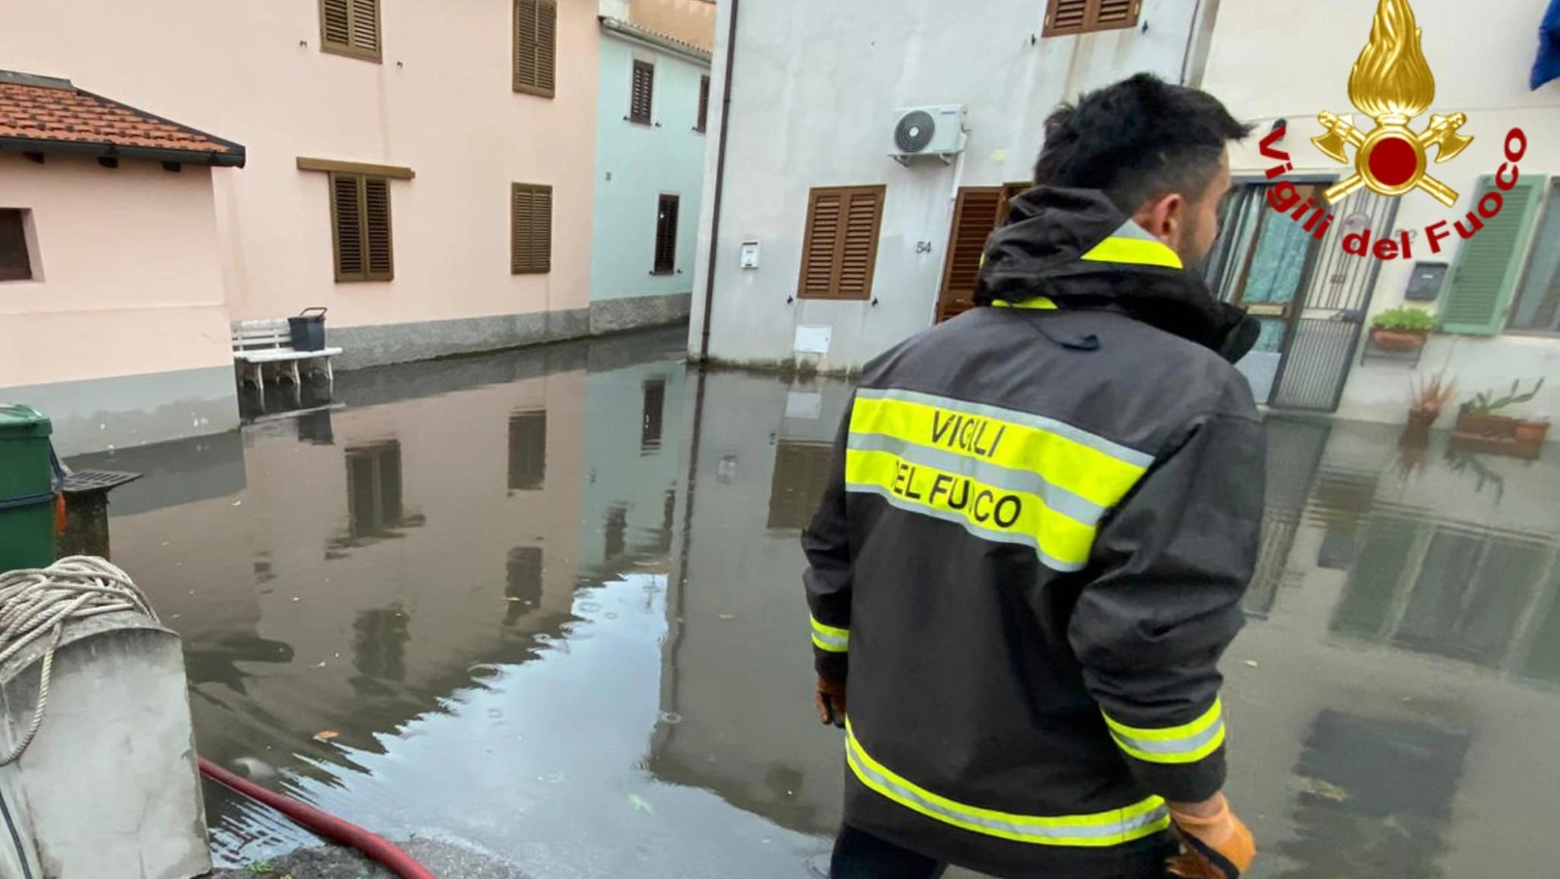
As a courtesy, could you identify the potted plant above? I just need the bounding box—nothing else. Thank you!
[1453,378,1549,459]
[1402,371,1455,446]
[1370,307,1438,351]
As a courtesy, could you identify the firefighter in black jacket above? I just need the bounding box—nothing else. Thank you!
[803,74,1264,879]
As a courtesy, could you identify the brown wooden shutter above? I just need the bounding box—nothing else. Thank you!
[936,187,1003,321]
[837,190,885,299]
[512,183,553,274]
[514,0,557,98]
[699,75,712,132]
[320,0,381,60]
[630,61,655,124]
[653,194,680,275]
[1043,0,1139,36]
[331,173,366,280]
[349,0,380,54]
[363,177,393,280]
[321,0,352,48]
[797,186,885,301]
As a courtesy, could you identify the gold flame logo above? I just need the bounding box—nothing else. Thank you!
[1311,0,1473,206]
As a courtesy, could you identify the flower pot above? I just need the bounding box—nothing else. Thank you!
[1371,327,1429,352]
[1456,412,1519,439]
[1514,419,1550,446]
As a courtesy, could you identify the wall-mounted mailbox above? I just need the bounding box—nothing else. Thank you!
[1405,262,1448,302]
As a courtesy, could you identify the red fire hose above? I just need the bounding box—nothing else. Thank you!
[199,757,437,879]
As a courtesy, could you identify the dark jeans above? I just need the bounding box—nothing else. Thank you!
[828,825,1168,879]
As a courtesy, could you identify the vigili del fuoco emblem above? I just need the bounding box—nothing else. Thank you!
[1310,0,1474,206]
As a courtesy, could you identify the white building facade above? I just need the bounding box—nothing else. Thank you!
[690,0,1221,372]
[1201,0,1560,421]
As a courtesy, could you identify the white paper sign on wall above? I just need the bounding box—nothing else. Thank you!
[794,325,832,355]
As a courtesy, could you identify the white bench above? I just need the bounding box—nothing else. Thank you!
[231,318,342,406]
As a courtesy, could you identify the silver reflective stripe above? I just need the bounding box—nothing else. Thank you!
[846,738,1170,845]
[1111,717,1226,757]
[852,388,1154,469]
[846,432,1107,527]
[845,482,1084,573]
[811,617,849,652]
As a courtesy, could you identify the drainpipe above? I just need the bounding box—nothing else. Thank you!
[697,0,740,362]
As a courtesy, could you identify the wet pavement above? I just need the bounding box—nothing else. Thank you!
[66,328,1560,879]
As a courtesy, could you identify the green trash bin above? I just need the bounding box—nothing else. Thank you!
[0,403,57,572]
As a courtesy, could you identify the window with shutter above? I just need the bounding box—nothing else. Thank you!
[629,61,655,125]
[653,194,680,275]
[797,185,886,301]
[696,75,712,133]
[1506,179,1560,335]
[320,0,382,62]
[1441,175,1545,335]
[0,210,33,282]
[512,183,554,275]
[1043,0,1141,37]
[514,0,558,98]
[936,187,1004,322]
[329,173,394,282]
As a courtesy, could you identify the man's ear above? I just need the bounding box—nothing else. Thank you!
[1133,193,1186,245]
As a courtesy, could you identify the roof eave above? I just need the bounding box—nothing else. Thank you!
[0,137,247,168]
[598,16,713,66]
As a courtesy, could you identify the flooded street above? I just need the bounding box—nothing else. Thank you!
[66,329,1560,879]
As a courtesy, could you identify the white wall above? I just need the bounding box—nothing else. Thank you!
[1203,0,1560,423]
[691,0,1207,371]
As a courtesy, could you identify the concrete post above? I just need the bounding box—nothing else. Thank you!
[0,611,211,879]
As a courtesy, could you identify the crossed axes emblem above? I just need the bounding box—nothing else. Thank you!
[1312,111,1474,206]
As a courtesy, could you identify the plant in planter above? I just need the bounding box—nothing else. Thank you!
[1453,378,1550,459]
[1401,371,1455,447]
[1370,307,1438,351]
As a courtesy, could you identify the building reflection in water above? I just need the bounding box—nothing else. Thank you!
[64,329,1560,878]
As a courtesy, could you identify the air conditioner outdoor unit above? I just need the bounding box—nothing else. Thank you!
[889,105,968,165]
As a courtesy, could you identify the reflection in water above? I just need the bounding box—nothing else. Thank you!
[78,331,1560,879]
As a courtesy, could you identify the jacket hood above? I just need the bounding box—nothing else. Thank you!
[974,186,1259,363]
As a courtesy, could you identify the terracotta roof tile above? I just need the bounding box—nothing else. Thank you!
[0,71,244,166]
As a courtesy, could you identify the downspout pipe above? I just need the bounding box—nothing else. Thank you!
[697,0,739,361]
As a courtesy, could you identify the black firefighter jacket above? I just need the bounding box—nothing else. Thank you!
[802,187,1267,879]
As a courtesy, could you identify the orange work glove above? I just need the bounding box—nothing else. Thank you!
[1166,793,1256,879]
[815,676,847,728]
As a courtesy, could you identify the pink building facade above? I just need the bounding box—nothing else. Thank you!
[1,0,601,454]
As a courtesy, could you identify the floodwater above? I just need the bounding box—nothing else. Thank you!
[67,328,1560,879]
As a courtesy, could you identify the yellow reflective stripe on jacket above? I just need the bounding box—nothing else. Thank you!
[1080,222,1184,270]
[811,616,849,653]
[846,721,1171,847]
[845,448,1097,571]
[1103,700,1227,765]
[990,297,1058,310]
[849,389,1150,514]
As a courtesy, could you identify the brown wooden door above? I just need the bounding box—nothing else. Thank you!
[936,187,1003,322]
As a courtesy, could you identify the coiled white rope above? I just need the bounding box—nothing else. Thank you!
[0,557,158,765]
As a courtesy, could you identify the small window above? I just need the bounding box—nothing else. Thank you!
[330,173,394,282]
[508,410,547,491]
[320,0,382,62]
[1043,0,1141,37]
[346,441,403,538]
[511,183,553,274]
[798,185,886,301]
[629,60,655,125]
[696,74,711,133]
[653,194,680,275]
[514,0,558,98]
[0,210,32,282]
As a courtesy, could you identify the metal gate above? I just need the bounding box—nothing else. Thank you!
[1206,182,1398,411]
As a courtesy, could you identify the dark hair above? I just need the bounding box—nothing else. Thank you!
[1033,73,1252,215]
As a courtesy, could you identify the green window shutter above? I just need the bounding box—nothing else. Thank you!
[1441,174,1546,335]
